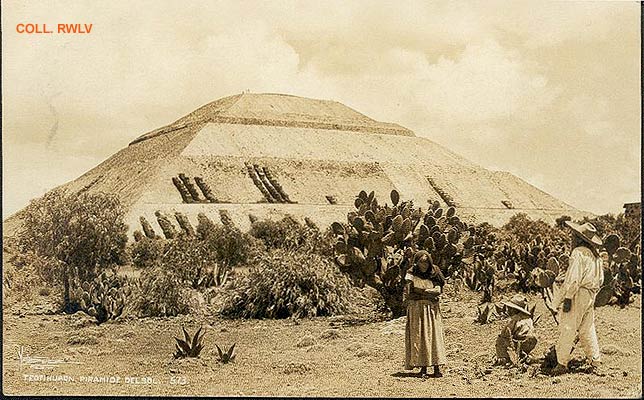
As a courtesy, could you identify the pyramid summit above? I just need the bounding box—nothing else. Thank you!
[130,92,414,145]
[8,92,590,238]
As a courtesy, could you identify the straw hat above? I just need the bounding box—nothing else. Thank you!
[502,294,531,316]
[564,221,603,247]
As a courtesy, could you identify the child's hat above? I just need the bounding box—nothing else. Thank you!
[502,294,531,315]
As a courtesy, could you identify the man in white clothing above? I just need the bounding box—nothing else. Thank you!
[551,221,604,375]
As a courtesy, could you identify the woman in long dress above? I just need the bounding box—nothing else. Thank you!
[404,250,447,378]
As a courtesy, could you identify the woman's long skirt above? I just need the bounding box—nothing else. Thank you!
[405,299,446,369]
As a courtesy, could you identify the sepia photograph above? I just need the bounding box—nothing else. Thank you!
[2,1,642,397]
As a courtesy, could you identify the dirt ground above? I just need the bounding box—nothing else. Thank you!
[2,287,641,397]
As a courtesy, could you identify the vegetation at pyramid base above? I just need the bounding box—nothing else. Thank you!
[7,186,640,322]
[330,190,641,318]
[248,214,334,257]
[330,189,498,317]
[16,190,129,314]
[220,249,362,319]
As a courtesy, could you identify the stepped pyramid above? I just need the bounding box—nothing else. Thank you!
[6,93,590,238]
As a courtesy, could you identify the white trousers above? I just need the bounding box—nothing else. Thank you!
[556,288,601,365]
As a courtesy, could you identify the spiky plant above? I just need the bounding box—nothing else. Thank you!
[215,344,236,364]
[528,303,541,327]
[475,304,493,324]
[70,271,132,324]
[173,326,205,358]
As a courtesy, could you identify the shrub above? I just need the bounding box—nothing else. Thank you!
[220,249,359,319]
[197,214,256,268]
[501,213,566,244]
[161,235,215,289]
[8,249,64,291]
[17,190,129,312]
[249,215,335,257]
[132,217,255,290]
[3,261,46,303]
[136,267,192,317]
[129,237,167,269]
[249,215,306,250]
[162,219,256,289]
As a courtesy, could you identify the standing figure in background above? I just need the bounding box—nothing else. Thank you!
[551,221,604,375]
[403,250,447,378]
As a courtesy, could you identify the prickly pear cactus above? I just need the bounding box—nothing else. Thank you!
[331,189,492,317]
[70,271,134,324]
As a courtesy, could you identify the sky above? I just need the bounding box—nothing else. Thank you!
[2,0,641,218]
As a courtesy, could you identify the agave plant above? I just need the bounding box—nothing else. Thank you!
[173,326,206,358]
[475,304,493,324]
[215,343,236,364]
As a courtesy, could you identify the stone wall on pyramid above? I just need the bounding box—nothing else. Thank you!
[5,93,592,239]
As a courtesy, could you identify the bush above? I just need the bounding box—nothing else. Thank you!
[162,218,256,289]
[129,237,166,269]
[136,267,193,317]
[249,215,335,257]
[3,261,48,303]
[17,190,129,312]
[130,217,255,290]
[8,249,64,290]
[220,249,360,319]
[249,215,306,250]
[501,213,566,243]
[198,220,255,269]
[161,235,216,289]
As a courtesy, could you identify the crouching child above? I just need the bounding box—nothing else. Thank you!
[494,295,537,365]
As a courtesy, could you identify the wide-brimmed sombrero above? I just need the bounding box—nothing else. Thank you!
[502,294,531,316]
[564,221,603,247]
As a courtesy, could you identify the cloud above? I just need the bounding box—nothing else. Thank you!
[421,40,557,124]
[1,0,640,217]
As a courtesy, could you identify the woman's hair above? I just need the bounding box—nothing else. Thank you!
[572,234,599,257]
[411,250,446,287]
